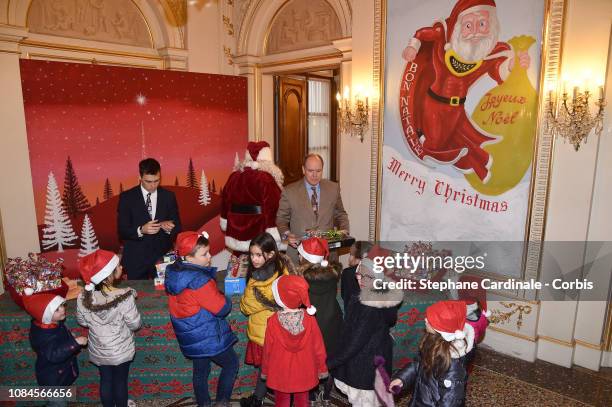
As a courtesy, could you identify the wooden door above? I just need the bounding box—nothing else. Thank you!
[275,76,307,185]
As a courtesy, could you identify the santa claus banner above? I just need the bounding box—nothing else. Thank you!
[380,0,545,275]
[20,60,247,276]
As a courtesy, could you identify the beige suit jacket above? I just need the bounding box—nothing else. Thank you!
[276,178,350,238]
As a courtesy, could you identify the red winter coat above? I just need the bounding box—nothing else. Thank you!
[261,311,328,393]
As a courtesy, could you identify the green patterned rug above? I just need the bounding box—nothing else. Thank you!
[0,280,443,402]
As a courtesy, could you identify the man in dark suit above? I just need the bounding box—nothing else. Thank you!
[117,158,181,279]
[276,154,349,262]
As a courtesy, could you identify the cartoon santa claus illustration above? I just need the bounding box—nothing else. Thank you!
[400,0,529,182]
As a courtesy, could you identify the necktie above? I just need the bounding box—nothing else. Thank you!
[311,186,318,218]
[145,192,152,219]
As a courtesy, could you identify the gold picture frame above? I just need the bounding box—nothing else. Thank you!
[369,0,567,290]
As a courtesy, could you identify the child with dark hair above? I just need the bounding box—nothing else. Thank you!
[297,237,343,403]
[340,241,373,308]
[165,231,239,407]
[77,249,142,407]
[389,300,475,407]
[240,232,295,406]
[327,258,403,407]
[24,292,86,407]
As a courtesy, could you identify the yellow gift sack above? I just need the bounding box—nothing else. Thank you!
[465,35,538,196]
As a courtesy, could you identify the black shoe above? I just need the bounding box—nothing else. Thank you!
[240,395,263,407]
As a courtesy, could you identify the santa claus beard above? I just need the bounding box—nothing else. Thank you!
[450,14,500,62]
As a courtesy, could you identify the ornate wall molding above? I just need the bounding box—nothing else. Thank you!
[265,0,343,55]
[2,0,187,70]
[27,0,152,48]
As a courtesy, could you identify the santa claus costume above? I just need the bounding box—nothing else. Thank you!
[221,141,285,277]
[261,275,328,407]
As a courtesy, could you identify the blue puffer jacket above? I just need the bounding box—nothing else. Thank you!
[29,320,80,386]
[165,260,237,358]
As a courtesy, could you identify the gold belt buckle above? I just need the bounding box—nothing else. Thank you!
[449,96,460,106]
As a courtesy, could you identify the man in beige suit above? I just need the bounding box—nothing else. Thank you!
[276,154,349,262]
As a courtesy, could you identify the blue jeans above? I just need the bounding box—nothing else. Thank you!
[98,361,131,407]
[192,347,239,406]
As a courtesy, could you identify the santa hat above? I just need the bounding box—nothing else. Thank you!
[176,231,209,257]
[445,0,497,43]
[298,237,330,267]
[79,249,120,291]
[425,300,468,342]
[22,293,65,324]
[464,297,491,318]
[247,141,273,162]
[271,275,316,315]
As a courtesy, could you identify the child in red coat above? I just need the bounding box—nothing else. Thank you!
[262,275,328,407]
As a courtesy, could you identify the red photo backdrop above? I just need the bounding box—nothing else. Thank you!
[20,60,248,277]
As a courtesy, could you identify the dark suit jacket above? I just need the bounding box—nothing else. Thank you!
[117,186,181,279]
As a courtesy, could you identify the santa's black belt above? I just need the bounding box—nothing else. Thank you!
[231,204,262,214]
[427,88,466,106]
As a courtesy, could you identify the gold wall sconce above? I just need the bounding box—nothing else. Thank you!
[336,85,370,142]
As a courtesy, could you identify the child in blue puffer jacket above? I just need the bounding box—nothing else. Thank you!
[165,231,239,407]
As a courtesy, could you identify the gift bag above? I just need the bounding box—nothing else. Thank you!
[466,35,538,195]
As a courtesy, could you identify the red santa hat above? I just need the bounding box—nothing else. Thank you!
[298,237,330,267]
[176,231,209,257]
[79,249,119,291]
[272,275,316,315]
[464,296,491,318]
[425,300,468,342]
[22,293,65,324]
[247,141,273,162]
[445,0,497,42]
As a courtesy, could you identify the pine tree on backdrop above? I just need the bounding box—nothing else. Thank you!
[103,178,113,200]
[174,176,179,186]
[211,179,216,194]
[96,197,100,205]
[79,214,99,257]
[62,156,91,217]
[43,171,78,252]
[233,152,240,171]
[198,170,211,206]
[119,182,124,193]
[187,158,198,189]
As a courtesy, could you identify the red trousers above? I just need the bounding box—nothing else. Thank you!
[274,390,309,407]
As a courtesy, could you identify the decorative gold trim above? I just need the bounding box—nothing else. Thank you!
[223,15,235,36]
[27,52,160,69]
[488,325,537,342]
[539,334,575,348]
[21,39,162,60]
[574,339,603,351]
[25,0,155,49]
[489,302,533,330]
[372,0,385,240]
[370,0,567,284]
[223,46,234,65]
[604,301,612,351]
[259,51,343,69]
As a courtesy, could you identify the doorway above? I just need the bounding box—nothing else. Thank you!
[274,69,339,185]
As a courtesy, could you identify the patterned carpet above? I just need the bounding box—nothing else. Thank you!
[0,280,441,403]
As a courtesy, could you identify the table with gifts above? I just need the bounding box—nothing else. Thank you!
[0,276,444,402]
